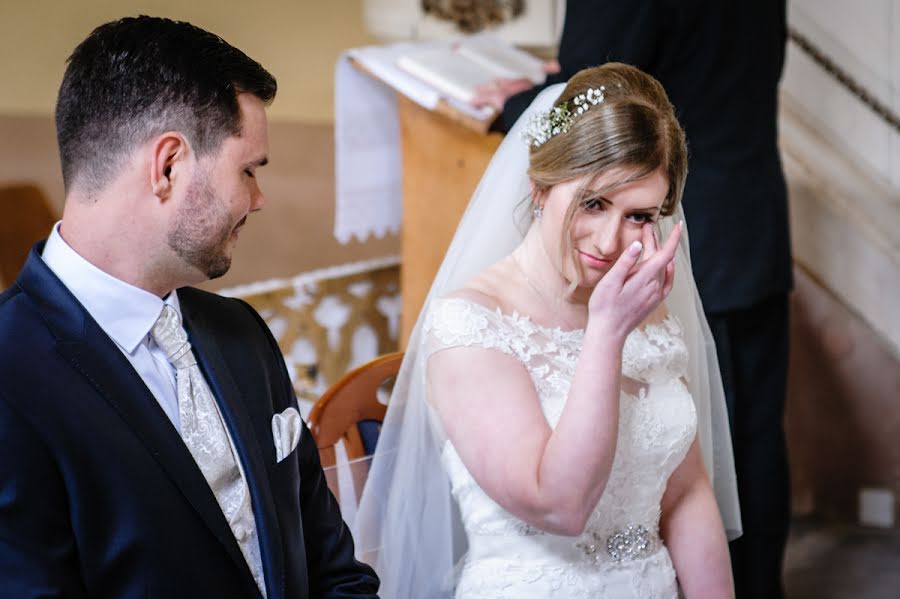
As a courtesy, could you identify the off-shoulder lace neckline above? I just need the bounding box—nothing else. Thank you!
[435,296,585,342]
[434,296,680,343]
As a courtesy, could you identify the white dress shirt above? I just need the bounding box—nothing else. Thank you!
[41,222,183,430]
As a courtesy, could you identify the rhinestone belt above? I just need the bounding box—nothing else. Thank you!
[575,524,659,564]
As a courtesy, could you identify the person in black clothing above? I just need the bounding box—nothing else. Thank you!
[475,2,792,597]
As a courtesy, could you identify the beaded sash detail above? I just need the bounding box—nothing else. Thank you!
[576,524,659,564]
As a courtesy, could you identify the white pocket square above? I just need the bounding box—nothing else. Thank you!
[271,407,303,463]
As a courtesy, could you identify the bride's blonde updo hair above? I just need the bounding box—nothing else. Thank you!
[527,62,688,268]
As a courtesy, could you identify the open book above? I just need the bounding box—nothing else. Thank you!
[396,35,546,106]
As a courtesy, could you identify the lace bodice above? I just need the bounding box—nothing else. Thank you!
[423,297,697,598]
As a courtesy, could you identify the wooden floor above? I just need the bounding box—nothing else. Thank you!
[784,518,900,598]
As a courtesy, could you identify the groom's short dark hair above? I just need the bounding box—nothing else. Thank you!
[55,15,277,195]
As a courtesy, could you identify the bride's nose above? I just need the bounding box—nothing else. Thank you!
[592,217,621,257]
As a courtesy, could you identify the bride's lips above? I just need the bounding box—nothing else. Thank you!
[577,250,612,269]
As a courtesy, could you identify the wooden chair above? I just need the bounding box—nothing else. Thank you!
[308,352,403,503]
[309,351,403,467]
[0,183,56,287]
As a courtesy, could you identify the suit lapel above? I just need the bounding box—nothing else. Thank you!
[181,299,286,599]
[16,247,261,597]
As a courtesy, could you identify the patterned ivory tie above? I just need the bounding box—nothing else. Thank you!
[151,305,266,596]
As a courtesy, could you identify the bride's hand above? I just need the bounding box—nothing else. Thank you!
[587,222,681,339]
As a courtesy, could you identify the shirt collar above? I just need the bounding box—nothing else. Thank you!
[41,222,182,354]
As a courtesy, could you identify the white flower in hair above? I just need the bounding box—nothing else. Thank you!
[521,86,607,148]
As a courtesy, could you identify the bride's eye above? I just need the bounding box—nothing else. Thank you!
[580,198,604,211]
[627,212,655,224]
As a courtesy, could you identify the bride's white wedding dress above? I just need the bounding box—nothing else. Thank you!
[424,297,697,598]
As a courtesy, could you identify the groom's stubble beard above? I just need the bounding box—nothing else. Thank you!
[167,170,238,281]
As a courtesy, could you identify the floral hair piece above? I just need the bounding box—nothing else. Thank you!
[521,86,607,148]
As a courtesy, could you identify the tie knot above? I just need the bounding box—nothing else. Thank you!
[151,305,196,369]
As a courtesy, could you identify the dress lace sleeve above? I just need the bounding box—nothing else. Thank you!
[422,298,522,360]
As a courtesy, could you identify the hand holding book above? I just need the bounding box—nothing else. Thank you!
[470,59,560,112]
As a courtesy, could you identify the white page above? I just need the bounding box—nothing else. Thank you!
[456,34,546,84]
[396,47,494,104]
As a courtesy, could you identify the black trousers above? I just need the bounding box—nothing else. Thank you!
[706,293,791,599]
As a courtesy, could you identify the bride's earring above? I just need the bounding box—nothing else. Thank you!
[533,204,543,220]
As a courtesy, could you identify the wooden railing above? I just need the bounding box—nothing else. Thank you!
[788,26,900,135]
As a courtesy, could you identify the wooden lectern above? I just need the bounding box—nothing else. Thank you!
[351,60,504,346]
[395,95,503,345]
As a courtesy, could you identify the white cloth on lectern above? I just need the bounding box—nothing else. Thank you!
[334,51,402,244]
[333,42,492,244]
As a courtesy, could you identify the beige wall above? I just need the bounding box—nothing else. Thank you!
[0,0,376,123]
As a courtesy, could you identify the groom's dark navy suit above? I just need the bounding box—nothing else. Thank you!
[0,244,378,598]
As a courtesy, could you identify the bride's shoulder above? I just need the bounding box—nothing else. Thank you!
[441,259,520,313]
[441,288,502,312]
[427,269,517,338]
[429,288,501,330]
[445,258,512,312]
[423,289,508,353]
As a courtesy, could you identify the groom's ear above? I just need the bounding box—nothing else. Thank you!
[150,131,191,201]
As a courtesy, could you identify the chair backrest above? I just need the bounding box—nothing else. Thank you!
[0,183,56,287]
[308,351,402,467]
[308,351,402,507]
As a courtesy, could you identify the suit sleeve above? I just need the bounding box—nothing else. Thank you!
[0,393,87,599]
[296,423,380,597]
[239,300,380,597]
[499,0,664,132]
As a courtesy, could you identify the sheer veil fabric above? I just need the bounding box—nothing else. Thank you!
[355,84,741,598]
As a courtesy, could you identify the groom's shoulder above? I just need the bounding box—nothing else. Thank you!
[178,286,265,331]
[177,287,287,374]
[0,283,21,317]
[0,283,41,340]
[178,285,237,308]
[0,285,28,358]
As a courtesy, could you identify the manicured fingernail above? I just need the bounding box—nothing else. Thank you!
[629,241,643,255]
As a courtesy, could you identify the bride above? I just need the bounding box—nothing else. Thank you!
[356,63,741,598]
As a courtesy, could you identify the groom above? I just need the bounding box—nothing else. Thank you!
[0,16,378,599]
